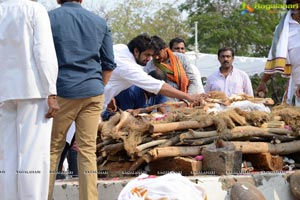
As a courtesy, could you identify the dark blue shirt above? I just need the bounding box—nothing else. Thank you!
[115,86,167,110]
[48,2,116,98]
[102,86,167,120]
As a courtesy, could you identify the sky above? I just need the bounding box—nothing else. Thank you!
[38,0,183,11]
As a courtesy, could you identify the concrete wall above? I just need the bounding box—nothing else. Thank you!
[52,173,294,200]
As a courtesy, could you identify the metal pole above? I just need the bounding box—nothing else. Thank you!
[195,21,199,52]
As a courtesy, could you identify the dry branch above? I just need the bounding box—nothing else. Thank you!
[150,119,214,133]
[101,143,124,156]
[147,146,202,161]
[228,140,300,155]
[135,139,167,152]
[180,130,218,140]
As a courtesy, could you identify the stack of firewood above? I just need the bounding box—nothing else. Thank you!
[96,95,300,176]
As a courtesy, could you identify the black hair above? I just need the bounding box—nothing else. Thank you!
[127,33,154,54]
[150,35,167,52]
[148,70,167,82]
[60,0,81,3]
[169,37,186,49]
[217,47,235,57]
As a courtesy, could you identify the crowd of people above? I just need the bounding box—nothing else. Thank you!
[0,0,299,200]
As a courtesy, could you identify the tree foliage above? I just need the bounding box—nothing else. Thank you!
[180,0,284,57]
[38,0,188,44]
[105,0,188,44]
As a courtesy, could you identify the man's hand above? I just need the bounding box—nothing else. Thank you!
[255,82,267,98]
[255,73,272,97]
[45,95,60,118]
[186,93,208,106]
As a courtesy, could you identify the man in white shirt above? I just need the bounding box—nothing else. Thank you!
[0,0,59,200]
[104,34,205,110]
[205,47,254,97]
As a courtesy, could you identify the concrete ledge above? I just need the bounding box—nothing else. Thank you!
[53,173,294,200]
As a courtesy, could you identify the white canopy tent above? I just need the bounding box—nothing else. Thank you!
[185,51,267,78]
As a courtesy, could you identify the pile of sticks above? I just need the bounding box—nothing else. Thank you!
[96,99,300,175]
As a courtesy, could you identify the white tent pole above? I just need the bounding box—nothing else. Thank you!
[195,21,199,53]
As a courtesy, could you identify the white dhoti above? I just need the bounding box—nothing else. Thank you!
[0,99,52,200]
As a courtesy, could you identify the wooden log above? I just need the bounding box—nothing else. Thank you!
[158,135,180,147]
[150,119,214,133]
[182,133,298,146]
[97,155,104,164]
[100,113,120,139]
[148,157,202,176]
[113,111,131,133]
[135,139,167,152]
[180,126,293,141]
[128,157,145,172]
[132,135,181,169]
[231,126,293,136]
[101,143,124,156]
[228,140,300,155]
[261,121,285,128]
[180,130,218,140]
[243,153,283,171]
[142,153,154,163]
[147,146,202,161]
[96,139,113,150]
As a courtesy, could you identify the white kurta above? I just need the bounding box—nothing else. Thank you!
[0,1,58,199]
[104,44,164,108]
[284,15,300,106]
[0,0,57,102]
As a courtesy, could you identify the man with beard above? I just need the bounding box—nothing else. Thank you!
[204,47,253,97]
[104,34,206,111]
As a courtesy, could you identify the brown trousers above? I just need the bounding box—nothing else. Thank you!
[48,95,103,200]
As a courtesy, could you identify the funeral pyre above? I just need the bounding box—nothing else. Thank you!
[97,92,300,176]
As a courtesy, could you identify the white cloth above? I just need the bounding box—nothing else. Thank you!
[0,99,53,200]
[264,10,291,75]
[281,12,300,106]
[118,173,206,200]
[190,63,205,93]
[287,14,300,85]
[0,1,58,199]
[286,77,300,106]
[205,67,254,97]
[66,121,76,144]
[0,0,58,102]
[104,44,164,108]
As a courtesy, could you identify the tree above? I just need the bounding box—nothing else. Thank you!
[179,0,283,57]
[106,0,188,44]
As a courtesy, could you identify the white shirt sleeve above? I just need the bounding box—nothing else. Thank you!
[33,4,58,95]
[104,45,164,108]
